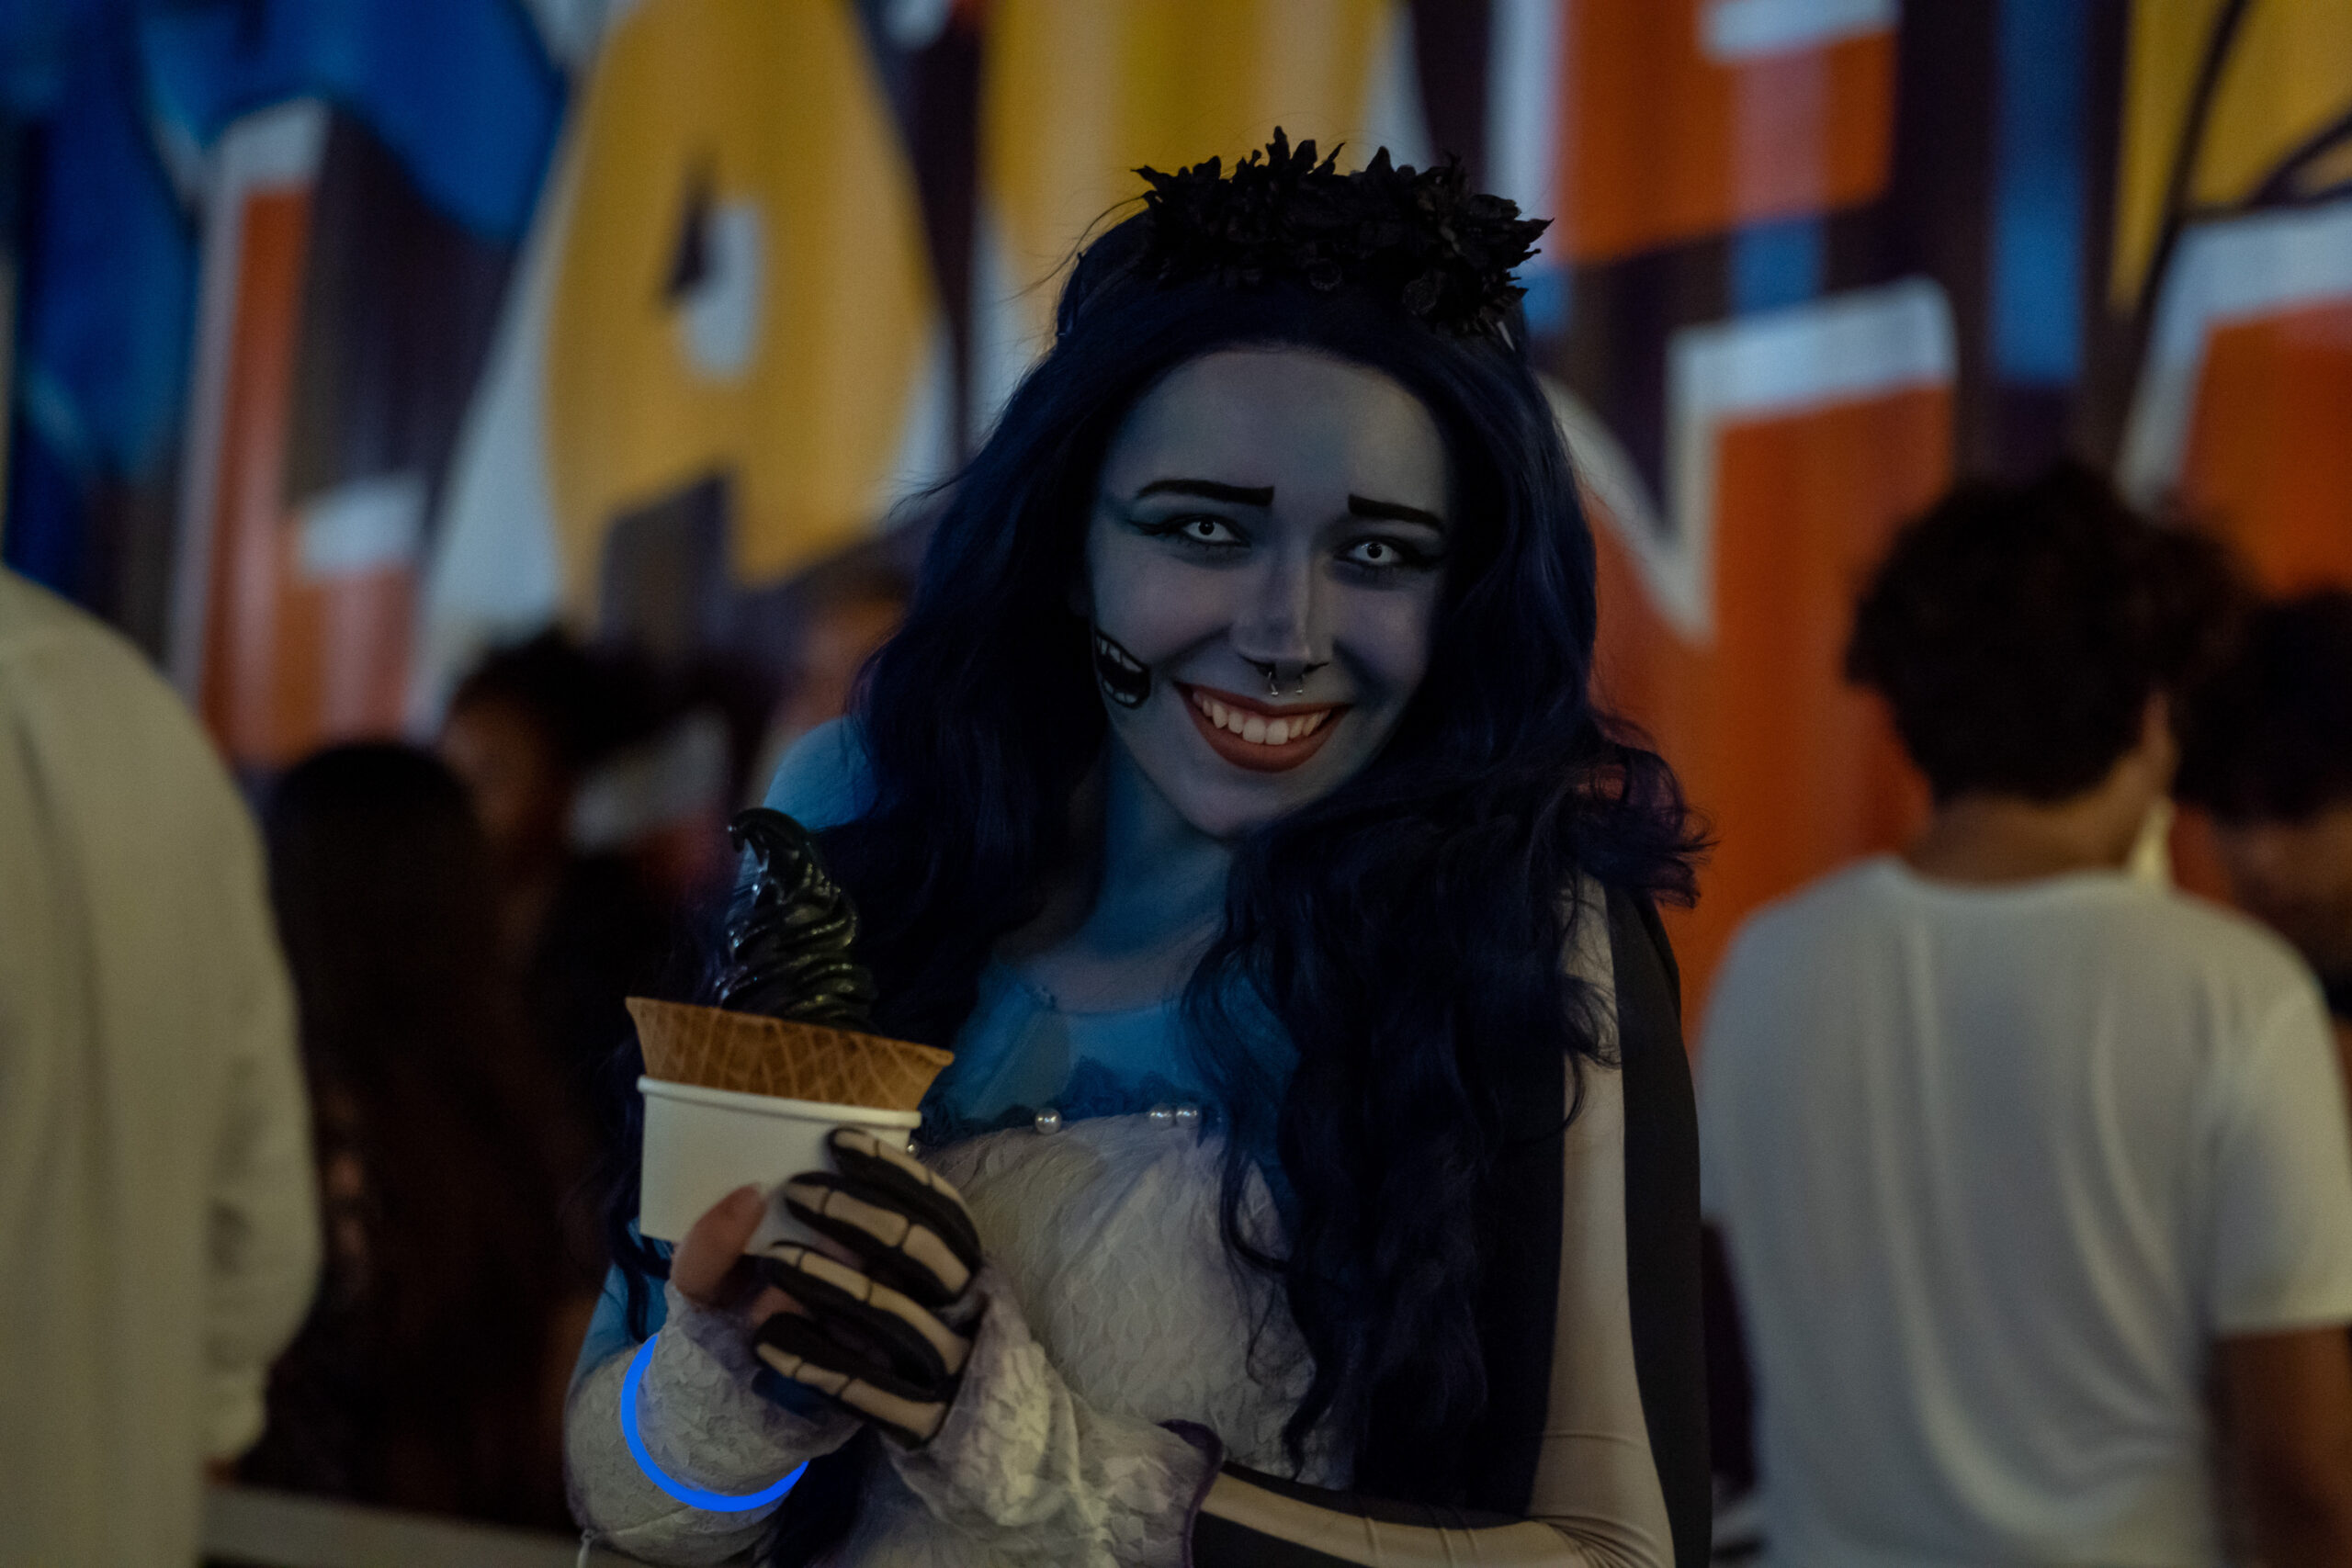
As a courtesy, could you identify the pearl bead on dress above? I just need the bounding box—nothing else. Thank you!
[1033,1107,1063,1135]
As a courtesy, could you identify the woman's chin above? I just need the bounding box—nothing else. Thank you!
[1160,744,1374,840]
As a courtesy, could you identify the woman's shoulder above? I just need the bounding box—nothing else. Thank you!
[761,716,876,829]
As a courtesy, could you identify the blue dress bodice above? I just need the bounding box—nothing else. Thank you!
[762,717,1289,1143]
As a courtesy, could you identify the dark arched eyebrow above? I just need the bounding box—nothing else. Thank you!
[1348,495,1447,530]
[1134,479,1274,505]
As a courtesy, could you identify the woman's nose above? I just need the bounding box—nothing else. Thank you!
[1233,552,1325,667]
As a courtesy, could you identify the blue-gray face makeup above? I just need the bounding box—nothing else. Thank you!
[1082,347,1452,841]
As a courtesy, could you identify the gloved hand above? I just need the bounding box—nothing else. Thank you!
[751,1127,987,1447]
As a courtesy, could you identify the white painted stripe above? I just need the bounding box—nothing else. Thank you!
[876,320,957,527]
[1660,278,1956,646]
[296,471,426,581]
[2119,197,2352,503]
[675,200,764,380]
[412,107,579,732]
[1545,375,1709,641]
[966,201,1041,446]
[1669,276,1954,423]
[1486,0,1564,242]
[1702,0,1898,62]
[1359,0,1436,174]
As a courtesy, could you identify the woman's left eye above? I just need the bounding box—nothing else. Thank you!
[1340,537,1435,571]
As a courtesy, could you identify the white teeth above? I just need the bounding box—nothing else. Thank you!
[1189,689,1339,746]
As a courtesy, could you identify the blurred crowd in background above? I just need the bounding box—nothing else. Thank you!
[233,533,915,1531]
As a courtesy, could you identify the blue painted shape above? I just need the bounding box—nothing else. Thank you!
[1520,266,1572,339]
[2,0,566,601]
[13,6,196,477]
[620,1337,808,1512]
[1990,0,2086,385]
[137,0,564,243]
[0,0,82,113]
[0,1,195,597]
[1729,217,1824,314]
[2,413,88,592]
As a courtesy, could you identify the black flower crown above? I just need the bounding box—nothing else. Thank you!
[1132,128,1550,340]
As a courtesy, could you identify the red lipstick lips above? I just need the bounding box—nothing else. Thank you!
[1176,682,1349,773]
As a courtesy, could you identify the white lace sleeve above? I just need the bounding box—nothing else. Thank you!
[886,1267,1219,1566]
[565,1284,858,1564]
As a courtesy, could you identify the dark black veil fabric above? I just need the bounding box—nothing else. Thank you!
[1610,888,1711,1566]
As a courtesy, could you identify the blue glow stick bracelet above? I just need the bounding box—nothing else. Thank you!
[620,1337,807,1511]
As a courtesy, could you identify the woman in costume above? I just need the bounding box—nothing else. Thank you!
[566,135,1707,1566]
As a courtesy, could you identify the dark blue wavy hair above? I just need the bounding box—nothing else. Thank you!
[815,214,1697,1502]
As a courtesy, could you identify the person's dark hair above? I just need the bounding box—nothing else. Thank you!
[257,743,577,1524]
[449,627,659,777]
[1845,463,2245,804]
[2177,589,2352,822]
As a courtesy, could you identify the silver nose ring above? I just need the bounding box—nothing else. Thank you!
[1247,660,1325,697]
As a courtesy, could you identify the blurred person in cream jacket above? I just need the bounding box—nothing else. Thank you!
[0,569,319,1565]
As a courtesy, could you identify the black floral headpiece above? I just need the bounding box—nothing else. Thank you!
[1131,128,1549,340]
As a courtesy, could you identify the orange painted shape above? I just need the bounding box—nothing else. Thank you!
[199,190,311,761]
[2179,299,2352,594]
[1594,386,1950,1020]
[1562,0,1894,264]
[311,569,416,745]
[196,186,415,768]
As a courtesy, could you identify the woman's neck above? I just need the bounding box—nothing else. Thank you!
[1003,747,1232,1009]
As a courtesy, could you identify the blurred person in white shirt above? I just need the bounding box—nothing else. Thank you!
[1698,468,2352,1567]
[0,568,319,1566]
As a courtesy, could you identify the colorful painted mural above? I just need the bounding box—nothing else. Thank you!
[6,0,2348,1010]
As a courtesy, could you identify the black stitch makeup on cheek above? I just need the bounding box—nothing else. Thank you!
[1091,627,1151,708]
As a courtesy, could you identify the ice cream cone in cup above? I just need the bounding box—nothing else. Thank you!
[629,997,950,1110]
[629,997,953,1248]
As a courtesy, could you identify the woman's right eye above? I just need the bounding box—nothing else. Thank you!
[1144,513,1245,547]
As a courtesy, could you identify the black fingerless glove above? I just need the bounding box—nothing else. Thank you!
[751,1128,985,1447]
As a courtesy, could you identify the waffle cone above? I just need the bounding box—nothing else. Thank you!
[628,998,950,1112]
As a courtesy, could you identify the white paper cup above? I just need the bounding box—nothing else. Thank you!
[637,1076,924,1253]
